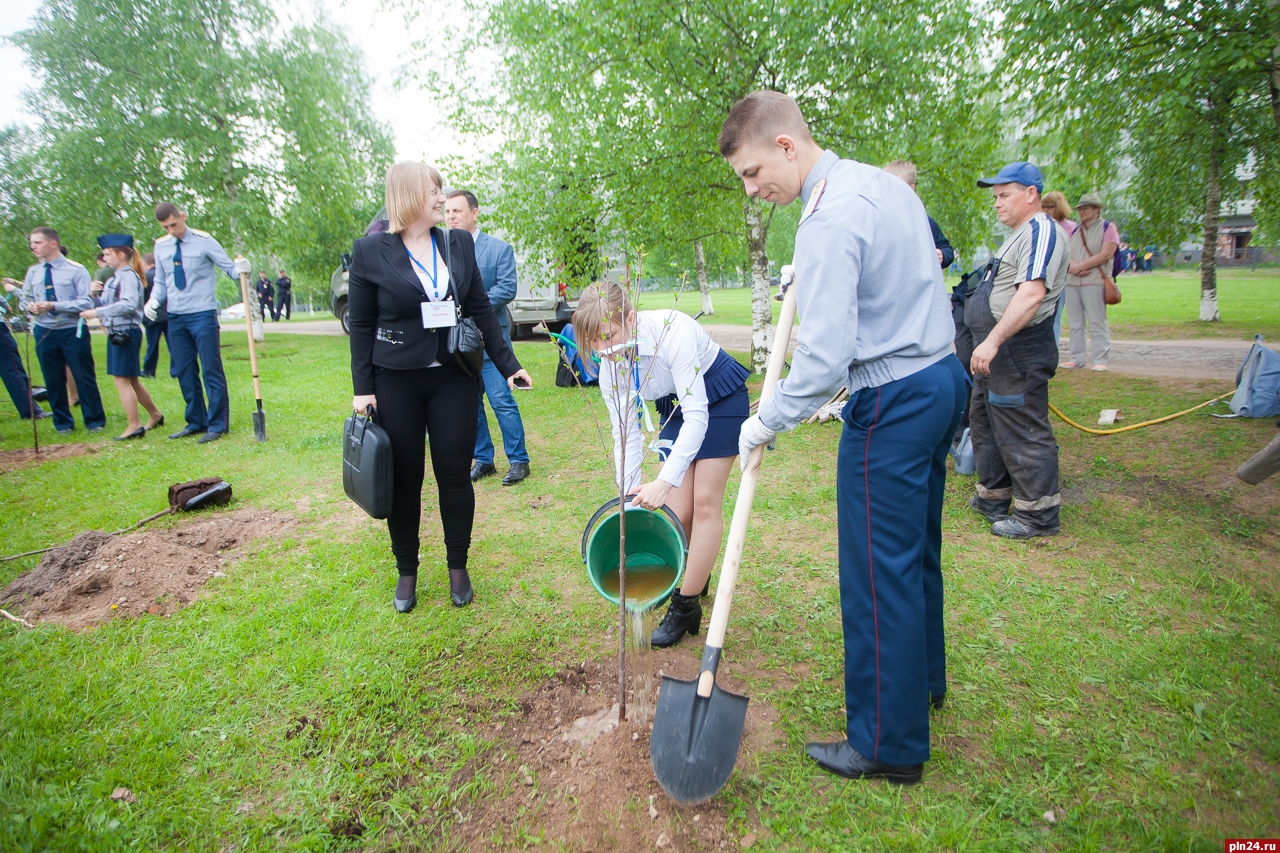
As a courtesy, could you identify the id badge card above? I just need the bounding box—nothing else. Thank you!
[421,300,458,329]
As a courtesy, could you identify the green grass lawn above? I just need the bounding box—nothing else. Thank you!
[0,332,1277,850]
[640,268,1280,341]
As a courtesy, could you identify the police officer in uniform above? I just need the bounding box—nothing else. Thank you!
[724,92,967,784]
[16,227,107,434]
[965,163,1068,538]
[274,270,292,320]
[144,202,239,444]
[255,271,274,321]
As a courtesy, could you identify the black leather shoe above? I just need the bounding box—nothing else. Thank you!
[169,426,202,440]
[968,495,1010,523]
[393,594,417,614]
[502,462,530,486]
[31,409,52,420]
[451,587,474,607]
[804,740,923,785]
[31,386,47,403]
[930,692,946,712]
[197,431,223,444]
[651,591,702,648]
[113,427,146,441]
[470,461,497,483]
[146,414,165,429]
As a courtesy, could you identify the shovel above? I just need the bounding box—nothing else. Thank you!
[650,282,798,804]
[236,266,268,441]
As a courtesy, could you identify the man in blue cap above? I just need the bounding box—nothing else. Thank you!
[965,162,1068,538]
[14,227,106,434]
[144,202,240,444]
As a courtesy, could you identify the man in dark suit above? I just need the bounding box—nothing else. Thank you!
[445,190,531,486]
[255,271,274,320]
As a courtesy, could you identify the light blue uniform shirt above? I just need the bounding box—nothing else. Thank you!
[19,255,94,331]
[94,267,145,330]
[151,228,238,315]
[757,150,956,433]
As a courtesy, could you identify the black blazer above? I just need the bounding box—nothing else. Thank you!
[348,228,522,394]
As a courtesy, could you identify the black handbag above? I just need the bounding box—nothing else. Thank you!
[439,229,484,377]
[343,407,393,519]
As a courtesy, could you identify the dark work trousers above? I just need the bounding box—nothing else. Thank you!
[168,310,229,434]
[373,364,481,576]
[951,291,975,444]
[34,325,106,432]
[274,290,291,320]
[963,271,1061,530]
[258,297,273,322]
[143,320,170,378]
[837,354,967,766]
[0,323,37,418]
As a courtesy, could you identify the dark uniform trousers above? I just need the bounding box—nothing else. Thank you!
[0,323,38,418]
[837,354,967,766]
[964,281,1061,530]
[34,325,106,432]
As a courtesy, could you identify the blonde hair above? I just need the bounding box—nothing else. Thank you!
[384,161,445,233]
[571,281,634,378]
[1041,190,1072,222]
[883,159,918,187]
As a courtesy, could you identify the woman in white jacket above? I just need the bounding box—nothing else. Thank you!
[573,282,750,647]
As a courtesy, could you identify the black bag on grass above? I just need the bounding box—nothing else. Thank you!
[343,408,393,519]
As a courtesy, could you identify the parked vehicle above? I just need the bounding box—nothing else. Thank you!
[329,209,575,337]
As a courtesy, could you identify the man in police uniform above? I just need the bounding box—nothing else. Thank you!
[145,202,239,444]
[274,269,292,320]
[255,270,274,321]
[966,163,1068,538]
[725,92,967,784]
[13,227,106,434]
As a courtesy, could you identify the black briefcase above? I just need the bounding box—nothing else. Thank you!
[343,409,393,519]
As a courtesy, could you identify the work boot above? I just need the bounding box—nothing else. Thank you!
[991,517,1059,539]
[968,495,1010,524]
[650,591,702,648]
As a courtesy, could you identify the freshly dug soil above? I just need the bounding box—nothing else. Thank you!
[448,651,783,852]
[0,443,99,474]
[0,509,293,630]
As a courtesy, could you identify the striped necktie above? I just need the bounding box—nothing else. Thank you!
[173,238,187,291]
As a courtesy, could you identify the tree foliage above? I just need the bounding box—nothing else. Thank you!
[2,0,392,303]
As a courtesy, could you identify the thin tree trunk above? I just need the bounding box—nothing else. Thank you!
[744,200,772,373]
[694,239,714,316]
[1271,2,1280,137]
[1200,129,1224,322]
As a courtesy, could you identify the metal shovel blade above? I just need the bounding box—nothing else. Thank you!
[252,401,267,442]
[650,673,749,804]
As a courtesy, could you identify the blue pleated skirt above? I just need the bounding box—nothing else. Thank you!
[653,349,751,461]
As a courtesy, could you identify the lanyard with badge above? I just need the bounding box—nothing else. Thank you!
[405,234,457,329]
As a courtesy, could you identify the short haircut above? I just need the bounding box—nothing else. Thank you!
[883,160,918,187]
[447,189,479,210]
[1041,190,1072,221]
[718,91,812,157]
[571,281,634,378]
[154,202,183,221]
[142,252,155,265]
[96,252,105,262]
[384,161,444,234]
[30,226,61,246]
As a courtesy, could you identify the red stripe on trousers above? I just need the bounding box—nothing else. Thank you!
[864,387,882,760]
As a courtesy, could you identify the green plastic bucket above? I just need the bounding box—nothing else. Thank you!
[582,499,687,611]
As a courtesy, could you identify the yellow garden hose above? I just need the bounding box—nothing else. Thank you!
[1047,391,1235,436]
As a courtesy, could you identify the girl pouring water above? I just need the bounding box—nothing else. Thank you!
[573,282,750,648]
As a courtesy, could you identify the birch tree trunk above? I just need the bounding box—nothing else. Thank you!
[744,200,772,373]
[694,239,714,316]
[1199,128,1224,323]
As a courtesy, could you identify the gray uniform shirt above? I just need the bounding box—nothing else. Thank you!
[94,267,145,330]
[150,228,238,315]
[757,150,956,433]
[19,256,94,331]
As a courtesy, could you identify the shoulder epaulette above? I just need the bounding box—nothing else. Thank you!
[189,228,212,238]
[155,234,173,245]
[66,260,87,270]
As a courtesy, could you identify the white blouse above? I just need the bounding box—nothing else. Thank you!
[599,310,722,491]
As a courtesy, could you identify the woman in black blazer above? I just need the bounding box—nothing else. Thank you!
[349,161,533,612]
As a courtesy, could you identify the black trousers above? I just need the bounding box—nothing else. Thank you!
[274,291,291,320]
[373,364,480,576]
[0,323,37,418]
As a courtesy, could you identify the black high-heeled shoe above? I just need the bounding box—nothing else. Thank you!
[449,569,473,607]
[113,427,146,442]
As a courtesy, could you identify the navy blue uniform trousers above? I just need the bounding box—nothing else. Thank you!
[168,310,229,434]
[34,325,106,432]
[0,323,37,418]
[837,354,967,766]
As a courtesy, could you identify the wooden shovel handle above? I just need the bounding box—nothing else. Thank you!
[698,284,798,694]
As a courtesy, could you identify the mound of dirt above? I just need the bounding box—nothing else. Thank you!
[0,509,294,630]
[448,652,782,852]
[0,443,99,474]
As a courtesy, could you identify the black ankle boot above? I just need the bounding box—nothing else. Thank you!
[651,592,702,648]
